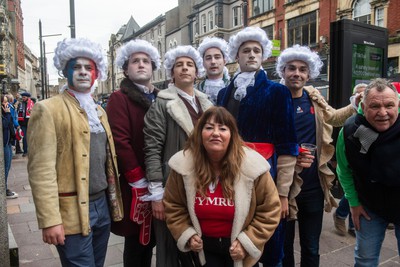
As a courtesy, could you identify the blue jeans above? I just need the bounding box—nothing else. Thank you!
[336,196,354,229]
[56,194,111,267]
[283,188,324,267]
[21,125,28,154]
[354,208,400,267]
[4,144,12,189]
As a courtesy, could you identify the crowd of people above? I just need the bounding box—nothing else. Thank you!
[5,25,395,267]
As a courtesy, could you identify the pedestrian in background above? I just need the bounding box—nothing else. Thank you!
[27,38,123,267]
[17,91,33,157]
[2,94,18,198]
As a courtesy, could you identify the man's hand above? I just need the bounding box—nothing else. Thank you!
[151,200,165,221]
[296,150,315,168]
[350,205,371,231]
[279,196,289,219]
[188,234,203,252]
[230,239,247,261]
[42,224,65,245]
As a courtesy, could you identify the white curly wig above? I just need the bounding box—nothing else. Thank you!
[116,39,161,70]
[276,44,323,80]
[198,37,230,61]
[228,27,272,62]
[164,45,205,79]
[53,38,107,81]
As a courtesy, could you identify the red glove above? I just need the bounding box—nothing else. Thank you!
[130,186,152,245]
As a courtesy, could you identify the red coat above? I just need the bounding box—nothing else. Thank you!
[106,78,158,236]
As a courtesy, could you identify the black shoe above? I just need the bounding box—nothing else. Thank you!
[6,189,18,199]
[22,153,28,157]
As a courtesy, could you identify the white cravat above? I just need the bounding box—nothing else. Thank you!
[69,89,104,134]
[134,82,154,94]
[203,78,225,104]
[233,71,256,101]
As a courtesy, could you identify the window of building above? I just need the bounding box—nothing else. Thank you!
[375,7,384,27]
[252,0,273,16]
[287,11,317,47]
[387,57,399,78]
[158,25,162,36]
[151,29,154,39]
[208,11,213,31]
[353,0,371,24]
[201,14,207,33]
[233,6,242,27]
[158,42,162,57]
[262,25,274,40]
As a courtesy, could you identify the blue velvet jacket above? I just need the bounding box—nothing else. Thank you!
[217,70,298,178]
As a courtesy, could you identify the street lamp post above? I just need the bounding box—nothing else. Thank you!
[69,0,76,38]
[38,20,61,100]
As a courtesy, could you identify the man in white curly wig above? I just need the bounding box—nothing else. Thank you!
[197,36,231,104]
[106,39,160,266]
[27,38,123,267]
[143,45,213,266]
[277,44,357,267]
[217,26,298,267]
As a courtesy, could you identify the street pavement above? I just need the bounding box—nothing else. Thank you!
[6,155,400,267]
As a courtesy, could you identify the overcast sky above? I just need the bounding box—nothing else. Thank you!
[22,0,178,84]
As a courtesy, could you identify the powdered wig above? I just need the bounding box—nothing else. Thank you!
[276,44,323,80]
[164,45,205,79]
[53,38,107,81]
[116,39,161,70]
[228,26,272,62]
[198,36,230,61]
[184,106,244,199]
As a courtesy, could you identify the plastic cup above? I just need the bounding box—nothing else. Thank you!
[301,143,317,156]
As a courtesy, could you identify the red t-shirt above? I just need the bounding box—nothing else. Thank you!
[194,182,235,238]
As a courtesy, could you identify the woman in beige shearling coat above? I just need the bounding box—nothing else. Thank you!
[164,107,281,267]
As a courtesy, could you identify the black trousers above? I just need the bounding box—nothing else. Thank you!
[202,236,233,267]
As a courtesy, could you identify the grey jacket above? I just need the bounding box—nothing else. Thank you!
[144,85,213,184]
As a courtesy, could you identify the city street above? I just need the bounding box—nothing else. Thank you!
[6,155,400,267]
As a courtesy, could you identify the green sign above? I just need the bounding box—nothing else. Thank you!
[351,43,383,89]
[271,40,281,57]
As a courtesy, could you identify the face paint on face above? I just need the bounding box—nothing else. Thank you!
[66,58,97,93]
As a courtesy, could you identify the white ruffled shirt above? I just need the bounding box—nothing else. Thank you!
[203,78,225,104]
[234,71,256,101]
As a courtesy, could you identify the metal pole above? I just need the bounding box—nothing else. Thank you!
[39,20,45,100]
[69,0,76,38]
[43,41,48,99]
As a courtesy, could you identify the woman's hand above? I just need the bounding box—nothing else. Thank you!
[230,239,247,261]
[188,234,203,252]
[2,103,10,113]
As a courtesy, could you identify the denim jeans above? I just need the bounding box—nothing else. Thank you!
[283,187,324,267]
[56,194,111,267]
[4,144,12,188]
[355,207,400,267]
[336,196,354,229]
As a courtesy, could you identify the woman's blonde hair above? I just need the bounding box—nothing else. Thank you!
[184,106,244,199]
